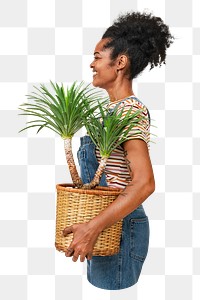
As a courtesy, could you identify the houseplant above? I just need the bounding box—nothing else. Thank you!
[19,81,144,255]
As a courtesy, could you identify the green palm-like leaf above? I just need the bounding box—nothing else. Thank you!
[18,81,108,139]
[18,81,108,188]
[84,101,145,158]
[81,101,148,189]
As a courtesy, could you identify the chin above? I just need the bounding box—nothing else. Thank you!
[92,79,105,89]
[92,81,98,87]
[92,79,100,88]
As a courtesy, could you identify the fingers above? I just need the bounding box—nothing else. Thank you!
[65,248,84,262]
[86,253,93,260]
[72,253,81,262]
[63,223,94,262]
[65,247,92,262]
[62,226,73,237]
[65,247,74,257]
[72,252,92,262]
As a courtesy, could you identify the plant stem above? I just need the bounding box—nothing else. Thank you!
[82,157,108,189]
[64,138,83,188]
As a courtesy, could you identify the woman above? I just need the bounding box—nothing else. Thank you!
[63,11,174,290]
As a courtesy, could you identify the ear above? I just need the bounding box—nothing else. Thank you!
[116,55,128,71]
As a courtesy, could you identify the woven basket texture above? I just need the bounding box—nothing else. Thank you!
[55,183,123,256]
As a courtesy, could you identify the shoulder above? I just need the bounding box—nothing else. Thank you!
[107,96,150,126]
[123,97,147,110]
[119,97,150,124]
[108,96,147,111]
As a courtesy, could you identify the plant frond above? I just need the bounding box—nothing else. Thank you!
[18,80,105,138]
[84,101,147,157]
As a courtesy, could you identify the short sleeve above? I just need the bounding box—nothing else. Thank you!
[117,100,150,148]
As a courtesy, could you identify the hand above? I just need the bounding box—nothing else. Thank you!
[62,222,100,262]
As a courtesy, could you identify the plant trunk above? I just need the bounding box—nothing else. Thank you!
[64,138,83,188]
[82,157,108,189]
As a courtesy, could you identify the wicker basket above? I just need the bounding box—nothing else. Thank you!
[55,183,123,256]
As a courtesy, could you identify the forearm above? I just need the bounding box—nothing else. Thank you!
[89,178,155,233]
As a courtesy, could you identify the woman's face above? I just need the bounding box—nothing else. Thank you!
[90,38,118,89]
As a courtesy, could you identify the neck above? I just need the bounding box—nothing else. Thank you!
[106,79,134,103]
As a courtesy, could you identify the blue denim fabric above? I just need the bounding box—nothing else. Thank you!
[87,209,149,290]
[77,135,150,290]
[77,135,107,186]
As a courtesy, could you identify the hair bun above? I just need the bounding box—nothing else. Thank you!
[140,38,157,57]
[102,11,174,79]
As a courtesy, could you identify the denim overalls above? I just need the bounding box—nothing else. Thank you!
[77,97,150,290]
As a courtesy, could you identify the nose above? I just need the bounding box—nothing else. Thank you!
[90,59,94,69]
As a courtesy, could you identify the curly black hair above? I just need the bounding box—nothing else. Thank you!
[102,11,174,79]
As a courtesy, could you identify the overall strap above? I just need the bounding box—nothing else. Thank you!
[108,96,151,125]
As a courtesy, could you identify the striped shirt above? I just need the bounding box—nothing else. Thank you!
[95,96,150,189]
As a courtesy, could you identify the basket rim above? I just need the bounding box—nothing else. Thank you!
[56,183,123,196]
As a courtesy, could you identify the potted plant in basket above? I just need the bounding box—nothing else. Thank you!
[18,81,145,256]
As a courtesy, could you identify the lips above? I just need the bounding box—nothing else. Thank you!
[93,70,98,77]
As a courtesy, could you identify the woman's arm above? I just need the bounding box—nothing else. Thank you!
[89,138,155,231]
[63,139,155,262]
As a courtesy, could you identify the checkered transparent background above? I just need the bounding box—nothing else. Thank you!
[0,0,199,299]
